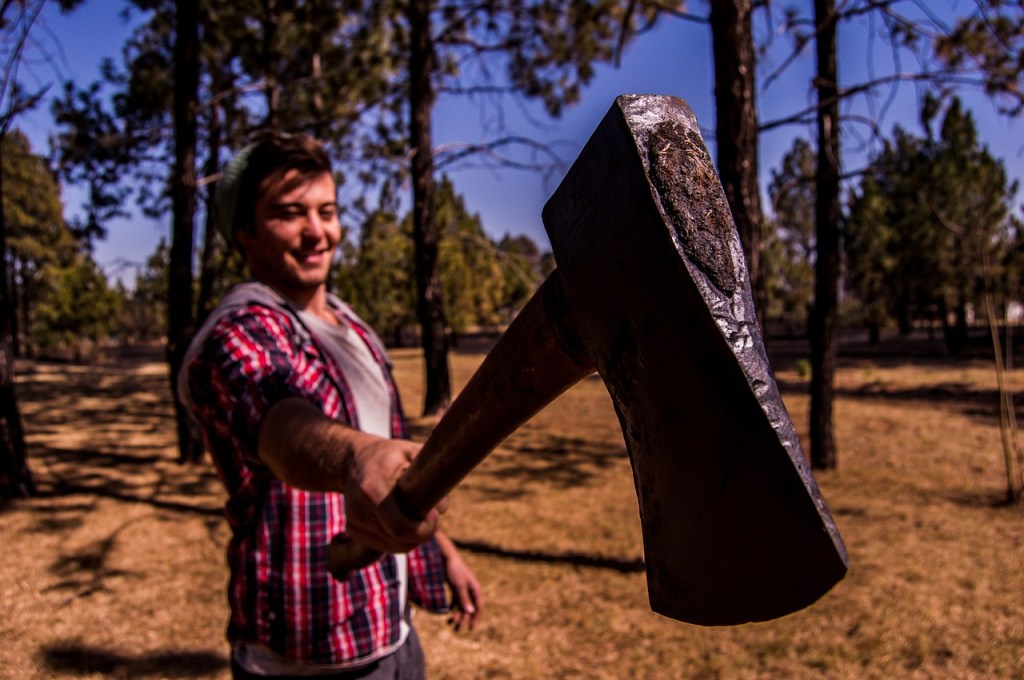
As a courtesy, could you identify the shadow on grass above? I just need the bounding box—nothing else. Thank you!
[40,643,226,678]
[27,444,222,523]
[43,515,158,602]
[15,362,175,442]
[940,488,1022,510]
[775,379,1022,421]
[407,416,628,497]
[454,538,645,574]
[454,436,627,502]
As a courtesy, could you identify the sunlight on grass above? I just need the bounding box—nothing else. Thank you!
[4,351,1023,678]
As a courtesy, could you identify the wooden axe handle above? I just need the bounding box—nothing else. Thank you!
[327,270,594,579]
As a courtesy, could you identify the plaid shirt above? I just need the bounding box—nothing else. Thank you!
[183,283,448,666]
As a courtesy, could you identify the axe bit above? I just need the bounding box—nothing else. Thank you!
[330,94,848,626]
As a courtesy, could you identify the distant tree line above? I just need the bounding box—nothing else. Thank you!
[761,97,1022,357]
[4,0,1023,496]
[2,129,548,359]
[9,92,1018,363]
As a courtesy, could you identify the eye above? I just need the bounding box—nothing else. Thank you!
[278,206,305,220]
[320,205,339,220]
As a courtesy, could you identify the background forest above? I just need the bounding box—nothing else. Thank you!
[2,2,1023,677]
[1,0,1023,555]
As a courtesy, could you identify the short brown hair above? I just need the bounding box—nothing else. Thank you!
[216,131,333,245]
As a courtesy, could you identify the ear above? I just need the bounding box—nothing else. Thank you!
[235,227,253,250]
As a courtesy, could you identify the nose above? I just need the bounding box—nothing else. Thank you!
[301,209,329,242]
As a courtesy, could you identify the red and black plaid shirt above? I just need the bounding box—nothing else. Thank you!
[185,287,447,666]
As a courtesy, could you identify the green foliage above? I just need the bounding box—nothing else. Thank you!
[764,137,816,333]
[335,206,417,346]
[336,177,544,344]
[1,129,78,354]
[502,0,670,116]
[2,130,74,267]
[844,97,1019,352]
[435,177,504,332]
[844,174,896,341]
[935,3,1024,116]
[34,255,121,360]
[118,239,170,344]
[51,81,137,244]
[495,232,545,319]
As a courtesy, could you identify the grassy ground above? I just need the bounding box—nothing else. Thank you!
[1,339,1022,679]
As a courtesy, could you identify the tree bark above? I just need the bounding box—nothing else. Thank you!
[260,0,280,128]
[0,133,34,500]
[168,0,203,462]
[709,0,767,330]
[408,0,452,416]
[810,0,840,470]
[197,61,226,328]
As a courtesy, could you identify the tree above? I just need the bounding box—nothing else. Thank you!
[337,178,544,346]
[844,174,894,344]
[336,201,417,347]
[495,232,545,324]
[1,130,75,357]
[51,82,136,247]
[52,0,438,453]
[709,0,767,327]
[927,99,1013,355]
[935,3,1024,117]
[118,239,170,344]
[34,255,120,361]
[809,0,840,470]
[434,176,507,335]
[372,0,681,415]
[0,0,57,500]
[846,98,1017,355]
[746,0,1024,471]
[167,0,203,461]
[765,137,815,335]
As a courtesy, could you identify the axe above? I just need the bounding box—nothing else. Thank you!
[330,94,848,626]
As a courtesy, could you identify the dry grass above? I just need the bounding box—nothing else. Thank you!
[2,344,1022,679]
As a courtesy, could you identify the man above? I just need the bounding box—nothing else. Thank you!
[179,131,480,679]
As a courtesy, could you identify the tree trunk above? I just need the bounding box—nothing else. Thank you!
[810,0,840,470]
[168,0,203,462]
[897,293,912,335]
[0,134,34,500]
[9,260,20,358]
[197,62,226,328]
[944,300,968,355]
[261,0,280,128]
[709,0,767,331]
[408,0,451,416]
[17,260,32,357]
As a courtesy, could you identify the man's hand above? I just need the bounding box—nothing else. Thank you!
[343,437,443,553]
[436,531,482,632]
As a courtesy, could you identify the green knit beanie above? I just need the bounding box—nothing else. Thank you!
[215,142,257,245]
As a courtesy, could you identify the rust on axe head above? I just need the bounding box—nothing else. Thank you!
[541,94,848,625]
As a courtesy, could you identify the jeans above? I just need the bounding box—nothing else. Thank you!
[231,627,426,680]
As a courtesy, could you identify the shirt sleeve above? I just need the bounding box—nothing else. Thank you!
[187,305,319,469]
[406,537,451,613]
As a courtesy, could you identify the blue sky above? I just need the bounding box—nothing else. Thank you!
[15,1,1024,285]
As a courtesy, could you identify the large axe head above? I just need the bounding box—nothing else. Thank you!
[540,94,848,624]
[330,94,847,626]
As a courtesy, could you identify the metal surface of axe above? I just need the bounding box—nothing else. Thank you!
[329,94,848,626]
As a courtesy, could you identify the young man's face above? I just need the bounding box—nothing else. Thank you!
[239,170,341,303]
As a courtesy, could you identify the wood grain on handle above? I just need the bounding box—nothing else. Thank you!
[327,271,594,581]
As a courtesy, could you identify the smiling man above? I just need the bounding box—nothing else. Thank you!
[178,131,480,679]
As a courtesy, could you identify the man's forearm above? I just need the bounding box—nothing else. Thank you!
[257,397,379,492]
[259,397,440,553]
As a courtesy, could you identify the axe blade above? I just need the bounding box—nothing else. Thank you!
[542,94,848,625]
